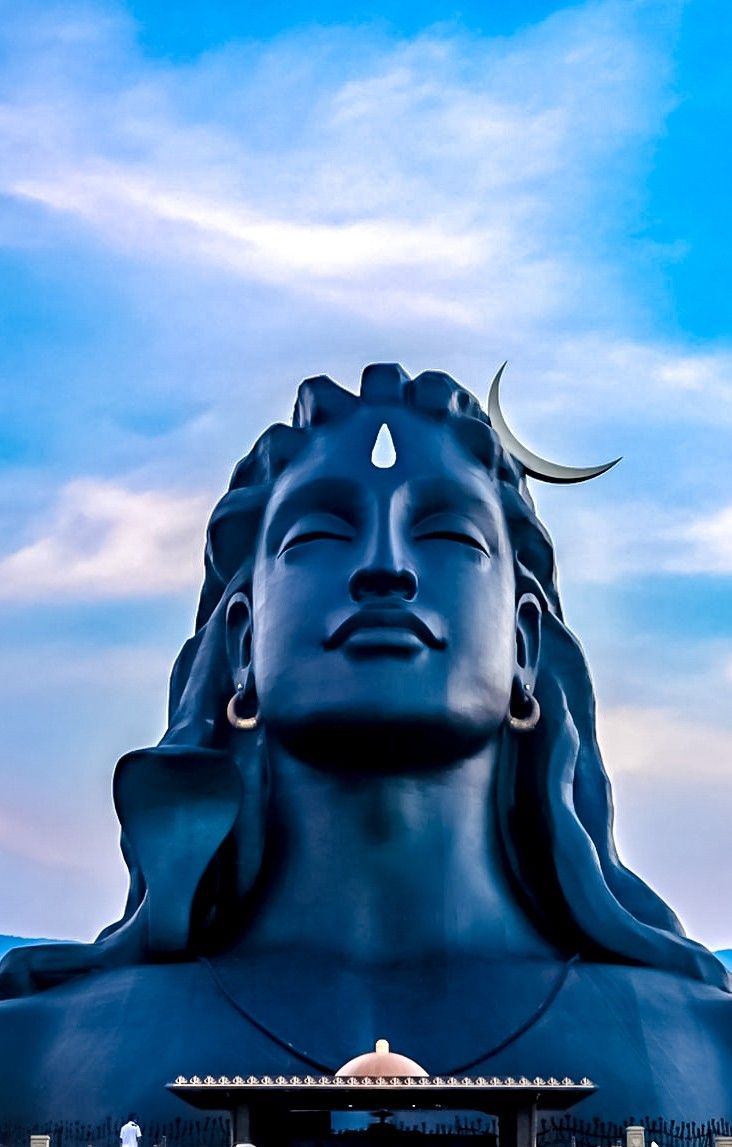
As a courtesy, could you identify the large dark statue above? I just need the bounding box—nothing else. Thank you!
[0,364,730,1123]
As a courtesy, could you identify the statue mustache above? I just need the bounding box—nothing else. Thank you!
[322,607,447,651]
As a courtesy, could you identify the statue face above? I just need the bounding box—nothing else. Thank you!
[249,405,521,767]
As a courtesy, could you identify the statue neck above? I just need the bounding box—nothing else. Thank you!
[236,738,557,964]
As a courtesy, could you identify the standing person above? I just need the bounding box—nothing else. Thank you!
[120,1115,141,1147]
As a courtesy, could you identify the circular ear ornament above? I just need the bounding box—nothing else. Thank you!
[226,687,258,731]
[508,685,540,733]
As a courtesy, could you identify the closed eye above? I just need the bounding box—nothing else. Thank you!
[412,514,490,556]
[278,513,354,556]
[420,530,488,553]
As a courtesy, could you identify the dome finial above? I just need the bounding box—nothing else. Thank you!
[336,1040,428,1077]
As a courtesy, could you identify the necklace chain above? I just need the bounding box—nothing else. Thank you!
[199,953,578,1076]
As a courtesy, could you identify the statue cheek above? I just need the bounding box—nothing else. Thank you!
[247,603,308,705]
[447,649,513,728]
[452,610,516,719]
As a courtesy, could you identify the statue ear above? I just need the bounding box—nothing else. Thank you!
[514,591,542,693]
[225,591,253,687]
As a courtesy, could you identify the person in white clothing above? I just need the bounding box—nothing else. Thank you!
[120,1115,141,1147]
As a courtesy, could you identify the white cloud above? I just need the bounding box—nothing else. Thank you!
[598,704,732,781]
[540,497,732,583]
[0,479,208,600]
[1,2,727,433]
[672,504,732,574]
[521,336,732,425]
[13,170,482,278]
[597,703,732,949]
[540,499,669,584]
[0,2,677,333]
[10,169,489,326]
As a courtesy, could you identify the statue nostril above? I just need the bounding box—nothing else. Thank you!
[400,569,418,601]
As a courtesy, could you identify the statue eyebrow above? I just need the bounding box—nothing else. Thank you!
[265,476,363,544]
[409,476,503,540]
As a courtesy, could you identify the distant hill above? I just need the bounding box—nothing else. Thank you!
[1,935,731,970]
[0,935,56,959]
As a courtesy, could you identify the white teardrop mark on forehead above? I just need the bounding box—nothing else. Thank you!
[370,423,397,468]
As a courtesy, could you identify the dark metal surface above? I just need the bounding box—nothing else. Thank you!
[0,364,728,1124]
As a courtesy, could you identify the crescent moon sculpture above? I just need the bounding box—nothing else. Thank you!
[487,363,621,485]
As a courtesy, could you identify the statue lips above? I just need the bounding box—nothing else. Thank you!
[323,607,446,657]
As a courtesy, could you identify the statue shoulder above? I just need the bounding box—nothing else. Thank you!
[562,957,732,1061]
[572,956,732,1007]
[0,959,273,1123]
[524,958,732,1120]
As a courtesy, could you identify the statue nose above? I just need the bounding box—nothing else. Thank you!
[349,565,418,603]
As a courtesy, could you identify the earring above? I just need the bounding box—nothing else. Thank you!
[508,683,540,733]
[226,685,258,731]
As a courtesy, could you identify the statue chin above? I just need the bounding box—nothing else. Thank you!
[266,710,501,773]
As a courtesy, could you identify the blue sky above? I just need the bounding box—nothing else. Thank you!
[0,0,731,947]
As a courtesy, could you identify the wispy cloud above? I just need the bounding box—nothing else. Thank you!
[11,170,488,325]
[0,2,678,332]
[599,704,732,781]
[513,336,732,428]
[0,0,727,440]
[0,479,208,600]
[543,498,732,583]
[598,702,732,948]
[672,504,732,574]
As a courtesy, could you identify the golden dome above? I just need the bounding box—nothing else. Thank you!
[335,1039,429,1078]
